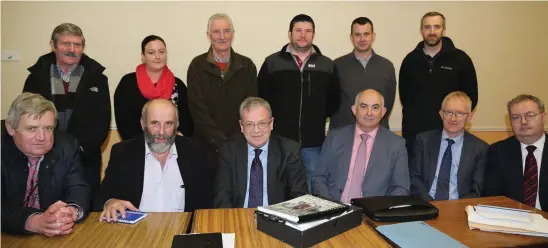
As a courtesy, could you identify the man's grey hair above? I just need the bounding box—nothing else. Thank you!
[207,13,235,34]
[141,99,179,126]
[441,91,472,113]
[51,23,85,47]
[239,97,272,120]
[7,92,57,129]
[354,89,385,108]
[507,94,545,115]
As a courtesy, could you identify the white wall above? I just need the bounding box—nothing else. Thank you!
[2,1,547,130]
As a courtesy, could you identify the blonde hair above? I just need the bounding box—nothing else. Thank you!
[239,97,272,120]
[441,91,472,112]
[7,93,57,129]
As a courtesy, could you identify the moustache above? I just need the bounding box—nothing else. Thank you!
[64,52,78,57]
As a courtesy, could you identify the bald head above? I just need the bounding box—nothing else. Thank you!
[354,89,385,108]
[141,99,179,126]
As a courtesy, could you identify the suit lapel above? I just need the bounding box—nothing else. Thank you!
[457,132,473,196]
[539,133,548,210]
[363,127,385,187]
[131,138,146,207]
[337,126,355,190]
[267,137,281,204]
[427,130,442,189]
[236,136,249,207]
[508,137,524,201]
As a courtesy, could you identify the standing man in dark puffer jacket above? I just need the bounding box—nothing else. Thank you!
[399,12,478,160]
[258,14,340,191]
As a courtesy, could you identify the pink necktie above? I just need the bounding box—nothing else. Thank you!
[347,133,370,201]
[24,157,40,209]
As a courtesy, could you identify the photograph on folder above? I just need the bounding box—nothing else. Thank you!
[256,194,349,223]
[466,205,548,237]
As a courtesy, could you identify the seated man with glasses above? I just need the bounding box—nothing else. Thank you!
[410,91,488,201]
[2,93,90,236]
[484,94,547,211]
[214,97,308,208]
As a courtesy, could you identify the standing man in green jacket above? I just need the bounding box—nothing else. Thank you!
[330,17,397,130]
[187,13,258,154]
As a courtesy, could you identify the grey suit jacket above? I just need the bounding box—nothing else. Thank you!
[311,125,410,201]
[410,129,488,201]
[214,133,308,208]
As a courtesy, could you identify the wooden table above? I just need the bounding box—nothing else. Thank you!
[1,212,191,248]
[369,196,548,247]
[192,208,390,248]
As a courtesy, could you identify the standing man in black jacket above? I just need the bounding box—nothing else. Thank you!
[22,23,111,206]
[2,93,90,235]
[258,14,340,190]
[399,12,478,158]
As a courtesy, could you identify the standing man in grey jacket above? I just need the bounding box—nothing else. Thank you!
[330,17,397,129]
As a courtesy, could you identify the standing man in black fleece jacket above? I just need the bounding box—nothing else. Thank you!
[399,12,478,159]
[258,14,340,190]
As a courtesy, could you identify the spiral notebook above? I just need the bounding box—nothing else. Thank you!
[102,210,148,224]
[256,194,349,223]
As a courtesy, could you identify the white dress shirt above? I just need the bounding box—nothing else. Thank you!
[520,133,545,210]
[139,142,185,212]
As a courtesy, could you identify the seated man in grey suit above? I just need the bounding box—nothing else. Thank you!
[411,91,488,201]
[312,89,409,203]
[214,97,308,208]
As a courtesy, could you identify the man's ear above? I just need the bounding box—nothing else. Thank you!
[6,121,16,136]
[50,40,55,51]
[351,105,357,117]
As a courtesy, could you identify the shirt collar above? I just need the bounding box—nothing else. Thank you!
[441,129,464,144]
[353,49,374,61]
[520,133,546,151]
[145,141,178,159]
[354,124,379,140]
[248,140,270,156]
[55,64,78,75]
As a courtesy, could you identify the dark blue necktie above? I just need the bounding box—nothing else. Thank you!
[248,149,263,208]
[435,138,455,200]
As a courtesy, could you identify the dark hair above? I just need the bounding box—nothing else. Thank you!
[421,11,446,28]
[289,14,315,33]
[507,94,545,115]
[351,17,374,34]
[141,35,166,53]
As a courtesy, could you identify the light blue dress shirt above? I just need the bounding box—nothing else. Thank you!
[243,141,269,207]
[429,131,464,200]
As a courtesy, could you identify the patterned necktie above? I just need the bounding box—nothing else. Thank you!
[435,138,455,200]
[524,145,538,207]
[24,157,41,209]
[248,149,263,208]
[347,133,370,201]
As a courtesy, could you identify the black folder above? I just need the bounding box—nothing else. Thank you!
[351,196,439,222]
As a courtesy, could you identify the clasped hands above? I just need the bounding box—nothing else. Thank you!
[25,200,79,236]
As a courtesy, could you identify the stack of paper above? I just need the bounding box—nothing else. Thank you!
[465,205,548,237]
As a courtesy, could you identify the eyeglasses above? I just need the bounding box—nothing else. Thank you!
[441,110,469,118]
[59,41,83,48]
[242,119,272,130]
[510,112,544,123]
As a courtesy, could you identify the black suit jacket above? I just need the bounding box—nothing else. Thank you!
[95,135,213,212]
[214,133,308,208]
[23,52,111,200]
[411,129,488,201]
[483,134,547,211]
[1,123,90,234]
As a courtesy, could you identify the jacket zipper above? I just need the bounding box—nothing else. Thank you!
[307,73,311,97]
[298,71,303,143]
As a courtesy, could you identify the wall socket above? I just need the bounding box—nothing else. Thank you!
[2,50,20,61]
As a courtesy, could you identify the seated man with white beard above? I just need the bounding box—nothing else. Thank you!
[97,99,212,222]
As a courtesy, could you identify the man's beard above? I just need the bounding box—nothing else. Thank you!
[143,127,176,153]
[424,35,442,47]
[291,40,312,52]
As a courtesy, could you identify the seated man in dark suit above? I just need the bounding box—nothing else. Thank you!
[484,94,547,211]
[97,99,212,222]
[2,93,90,235]
[312,89,409,203]
[411,91,488,201]
[214,97,308,208]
